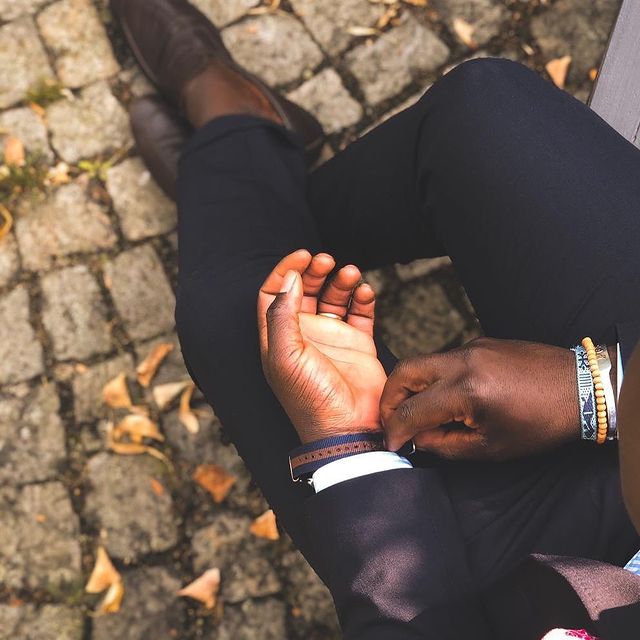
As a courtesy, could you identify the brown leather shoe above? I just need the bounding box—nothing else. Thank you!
[111,0,324,162]
[129,96,190,201]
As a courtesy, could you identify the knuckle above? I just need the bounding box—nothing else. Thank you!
[397,401,415,426]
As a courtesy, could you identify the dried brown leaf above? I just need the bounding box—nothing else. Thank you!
[589,67,598,82]
[177,568,221,609]
[346,26,381,37]
[4,136,25,167]
[106,422,173,469]
[546,55,572,89]
[136,342,174,388]
[95,579,125,615]
[248,0,281,14]
[249,509,279,540]
[112,414,164,443]
[152,380,191,411]
[452,17,477,49]
[376,5,398,29]
[45,162,71,186]
[179,383,199,434]
[86,546,121,594]
[193,464,236,503]
[150,477,165,496]
[28,101,46,118]
[0,205,13,241]
[102,372,132,409]
[402,0,427,5]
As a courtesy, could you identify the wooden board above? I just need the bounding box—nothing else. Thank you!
[589,0,640,146]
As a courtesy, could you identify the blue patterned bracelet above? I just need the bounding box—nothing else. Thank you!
[573,345,597,441]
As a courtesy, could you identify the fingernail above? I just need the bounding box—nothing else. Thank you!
[281,270,297,293]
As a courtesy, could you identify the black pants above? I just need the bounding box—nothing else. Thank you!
[175,59,640,586]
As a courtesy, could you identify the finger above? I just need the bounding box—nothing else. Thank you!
[259,249,313,295]
[414,427,486,460]
[265,270,305,376]
[300,253,336,314]
[383,380,472,452]
[380,353,461,429]
[346,283,376,336]
[258,250,312,355]
[317,264,362,318]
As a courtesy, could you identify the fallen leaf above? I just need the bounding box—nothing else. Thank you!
[376,5,398,29]
[86,546,121,594]
[4,136,25,167]
[452,17,477,49]
[589,67,598,82]
[130,404,150,417]
[0,205,13,241]
[106,421,173,469]
[249,510,279,540]
[28,101,46,118]
[35,513,47,523]
[136,342,174,388]
[74,363,88,374]
[248,0,281,14]
[152,380,191,411]
[546,55,572,89]
[521,42,535,56]
[177,568,221,609]
[102,372,132,409]
[112,414,164,443]
[179,383,199,434]
[346,26,381,37]
[402,0,427,6]
[193,464,236,503]
[96,579,125,615]
[45,162,71,186]
[150,477,165,496]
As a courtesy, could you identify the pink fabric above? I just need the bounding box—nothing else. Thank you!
[541,630,598,640]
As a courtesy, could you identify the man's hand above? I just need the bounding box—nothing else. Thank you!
[380,337,579,460]
[258,250,387,444]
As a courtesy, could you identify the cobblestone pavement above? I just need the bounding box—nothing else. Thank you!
[0,0,621,638]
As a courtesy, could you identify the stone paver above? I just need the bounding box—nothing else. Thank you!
[290,0,382,56]
[84,452,179,561]
[0,16,54,109]
[432,0,507,48]
[287,68,363,134]
[0,481,82,591]
[0,383,67,484]
[222,14,323,86]
[104,244,176,341]
[0,286,44,385]
[92,566,185,639]
[189,0,260,27]
[37,0,120,89]
[192,512,282,603]
[532,0,619,86]
[346,15,450,105]
[15,182,117,272]
[106,158,177,241]
[0,604,83,640]
[0,107,53,161]
[212,598,288,640]
[41,265,112,361]
[0,0,48,21]
[72,352,134,422]
[377,278,466,358]
[0,233,20,288]
[46,81,131,163]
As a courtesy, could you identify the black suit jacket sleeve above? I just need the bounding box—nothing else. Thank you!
[301,468,491,639]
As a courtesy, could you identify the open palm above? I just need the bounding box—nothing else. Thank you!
[258,250,387,444]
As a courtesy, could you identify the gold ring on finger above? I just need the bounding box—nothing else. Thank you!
[318,312,342,320]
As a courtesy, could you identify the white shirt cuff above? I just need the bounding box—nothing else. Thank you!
[312,451,412,493]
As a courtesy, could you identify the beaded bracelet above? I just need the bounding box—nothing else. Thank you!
[572,345,597,441]
[582,337,608,444]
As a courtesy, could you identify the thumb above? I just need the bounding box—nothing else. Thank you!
[266,270,305,370]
